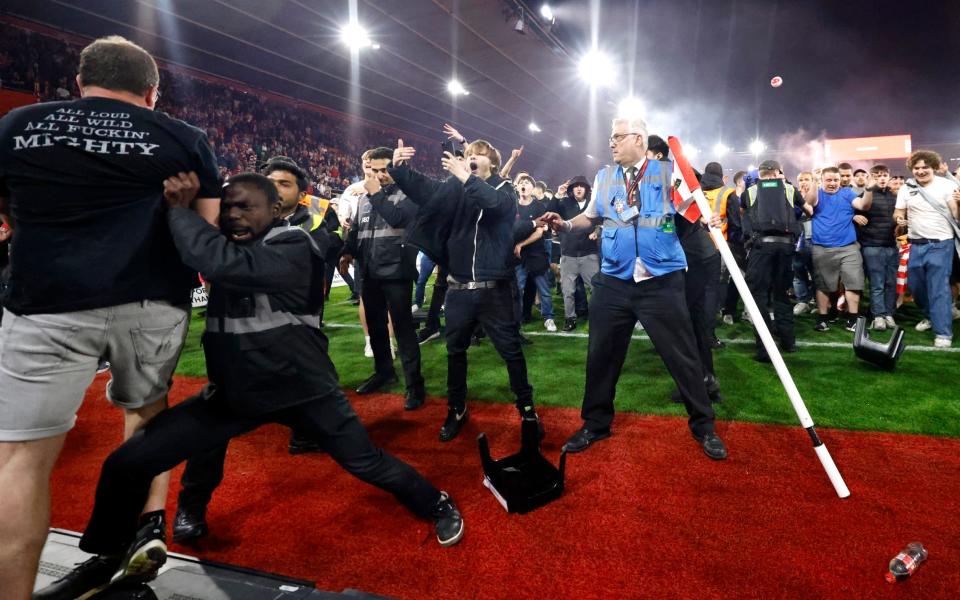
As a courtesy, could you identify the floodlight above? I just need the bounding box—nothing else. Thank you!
[616,96,645,120]
[713,142,729,156]
[749,139,766,156]
[561,140,571,148]
[540,4,555,22]
[447,80,469,96]
[528,122,541,133]
[340,22,371,50]
[578,50,614,87]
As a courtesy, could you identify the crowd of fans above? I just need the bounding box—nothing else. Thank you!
[0,23,443,196]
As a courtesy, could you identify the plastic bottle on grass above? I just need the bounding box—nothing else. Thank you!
[886,542,928,582]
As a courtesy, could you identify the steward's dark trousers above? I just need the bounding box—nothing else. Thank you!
[581,271,716,437]
[722,243,747,317]
[79,389,440,556]
[362,277,424,392]
[745,241,796,351]
[444,282,533,412]
[425,265,449,331]
[685,253,720,375]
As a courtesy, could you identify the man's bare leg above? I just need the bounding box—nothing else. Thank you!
[845,290,861,316]
[124,398,170,513]
[0,435,66,600]
[816,289,832,315]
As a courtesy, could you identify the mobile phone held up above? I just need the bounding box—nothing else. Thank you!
[441,139,464,157]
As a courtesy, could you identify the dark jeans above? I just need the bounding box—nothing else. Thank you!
[745,242,796,351]
[424,265,449,331]
[444,282,533,412]
[687,253,720,374]
[722,243,748,318]
[792,241,814,303]
[79,389,441,555]
[581,271,715,437]
[861,245,898,317]
[361,277,424,392]
[414,253,435,307]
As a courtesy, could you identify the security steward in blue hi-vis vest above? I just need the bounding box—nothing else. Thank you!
[171,157,341,543]
[542,118,727,461]
[729,159,804,363]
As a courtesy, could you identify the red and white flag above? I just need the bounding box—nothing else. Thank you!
[667,136,704,223]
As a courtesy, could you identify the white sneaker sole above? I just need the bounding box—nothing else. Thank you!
[437,520,464,547]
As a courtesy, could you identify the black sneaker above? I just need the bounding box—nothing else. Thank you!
[172,506,208,543]
[32,555,120,600]
[96,359,111,374]
[288,431,325,455]
[845,317,858,332]
[417,326,442,344]
[111,516,167,585]
[813,320,830,332]
[431,491,464,547]
[439,406,468,442]
[562,318,577,332]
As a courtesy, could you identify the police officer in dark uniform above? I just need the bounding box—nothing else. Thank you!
[389,138,542,442]
[345,147,426,408]
[731,159,804,362]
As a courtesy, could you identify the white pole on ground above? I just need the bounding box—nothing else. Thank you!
[668,137,850,498]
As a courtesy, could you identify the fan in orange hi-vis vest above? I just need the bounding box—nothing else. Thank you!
[300,194,331,219]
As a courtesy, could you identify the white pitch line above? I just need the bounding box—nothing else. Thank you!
[321,322,960,353]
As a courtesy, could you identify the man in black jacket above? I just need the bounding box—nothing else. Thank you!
[855,164,899,330]
[389,138,542,442]
[35,173,464,600]
[549,175,599,331]
[345,147,426,408]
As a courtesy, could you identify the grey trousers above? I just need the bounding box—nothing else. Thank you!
[560,254,600,319]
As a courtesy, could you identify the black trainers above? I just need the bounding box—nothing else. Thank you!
[32,555,121,600]
[111,515,167,585]
[813,320,830,332]
[439,406,468,442]
[288,431,325,455]
[417,326,442,344]
[431,492,464,547]
[172,506,208,543]
[845,317,858,332]
[562,318,577,332]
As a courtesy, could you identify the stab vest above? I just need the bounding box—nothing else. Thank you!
[744,180,800,238]
[593,160,687,280]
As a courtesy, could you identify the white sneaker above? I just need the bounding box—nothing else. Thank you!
[544,318,557,332]
[742,311,753,324]
[634,320,644,331]
[871,317,887,331]
[916,319,932,332]
[793,303,810,316]
[934,336,952,348]
[364,342,373,358]
[953,305,960,320]
[722,314,734,325]
[884,315,897,328]
[411,304,420,313]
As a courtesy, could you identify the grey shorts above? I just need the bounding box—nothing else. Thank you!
[812,243,864,293]
[0,300,190,441]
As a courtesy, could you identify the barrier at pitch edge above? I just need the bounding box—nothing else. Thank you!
[668,136,850,499]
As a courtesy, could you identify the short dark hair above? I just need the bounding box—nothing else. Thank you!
[262,156,308,194]
[891,174,905,181]
[366,146,393,162]
[223,173,280,206]
[516,174,535,187]
[853,168,867,176]
[821,166,841,176]
[838,162,853,171]
[869,164,889,175]
[733,171,746,185]
[78,35,159,95]
[647,135,669,159]
[906,150,942,171]
[535,180,547,191]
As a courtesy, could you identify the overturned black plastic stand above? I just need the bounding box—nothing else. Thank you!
[853,315,905,370]
[478,418,566,514]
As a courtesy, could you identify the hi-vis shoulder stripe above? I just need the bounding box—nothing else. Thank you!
[263,223,322,256]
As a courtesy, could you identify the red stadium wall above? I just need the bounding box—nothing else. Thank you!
[0,89,36,116]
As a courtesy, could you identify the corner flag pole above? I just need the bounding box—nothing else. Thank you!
[667,136,850,499]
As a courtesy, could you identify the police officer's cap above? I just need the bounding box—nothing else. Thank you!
[757,160,782,173]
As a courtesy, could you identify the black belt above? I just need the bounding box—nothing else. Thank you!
[446,277,502,290]
[758,235,794,244]
[908,237,949,245]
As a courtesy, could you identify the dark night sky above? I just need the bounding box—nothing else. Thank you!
[549,0,960,164]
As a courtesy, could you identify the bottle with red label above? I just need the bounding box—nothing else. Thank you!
[886,542,928,582]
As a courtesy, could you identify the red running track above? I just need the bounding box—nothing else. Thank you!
[49,375,960,599]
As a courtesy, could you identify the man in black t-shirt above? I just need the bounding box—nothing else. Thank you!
[514,174,556,331]
[0,36,219,598]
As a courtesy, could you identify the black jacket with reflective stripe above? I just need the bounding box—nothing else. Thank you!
[343,185,419,280]
[167,208,338,416]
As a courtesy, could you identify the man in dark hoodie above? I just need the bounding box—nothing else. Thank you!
[35,173,464,600]
[549,175,599,331]
[389,138,542,442]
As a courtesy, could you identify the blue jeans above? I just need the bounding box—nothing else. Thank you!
[414,252,435,307]
[515,265,554,320]
[861,246,898,317]
[792,243,814,303]
[907,240,954,338]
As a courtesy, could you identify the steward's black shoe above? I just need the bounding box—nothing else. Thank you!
[562,428,611,453]
[431,491,464,547]
[709,337,726,349]
[172,506,208,543]
[356,372,398,395]
[404,387,426,410]
[693,432,728,460]
[32,555,120,599]
[562,318,577,332]
[288,432,325,455]
[417,326,442,344]
[112,514,167,585]
[439,407,468,442]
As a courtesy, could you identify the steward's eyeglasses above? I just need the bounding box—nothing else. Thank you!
[609,132,642,144]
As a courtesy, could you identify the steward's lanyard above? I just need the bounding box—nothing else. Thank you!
[623,161,648,207]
